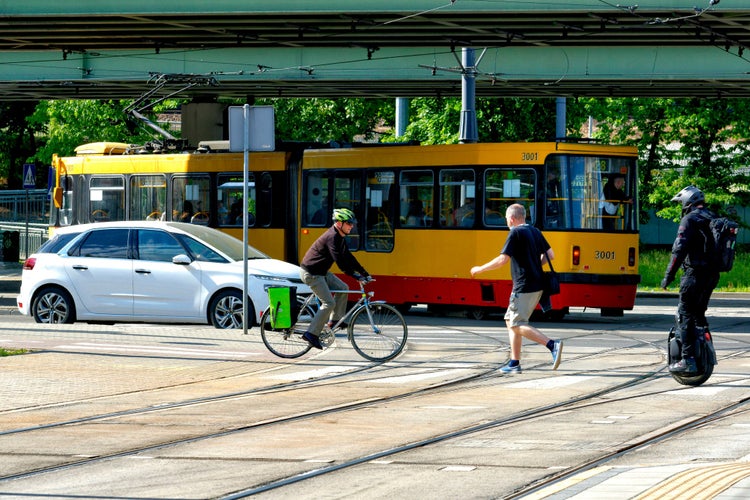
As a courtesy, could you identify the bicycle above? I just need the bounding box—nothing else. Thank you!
[259,277,408,362]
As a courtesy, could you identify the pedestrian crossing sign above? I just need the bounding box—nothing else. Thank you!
[23,163,36,189]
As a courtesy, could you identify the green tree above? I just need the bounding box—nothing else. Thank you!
[380,97,558,144]
[27,100,156,163]
[0,102,42,189]
[259,98,393,143]
[570,97,750,222]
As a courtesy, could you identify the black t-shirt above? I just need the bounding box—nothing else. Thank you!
[500,224,551,293]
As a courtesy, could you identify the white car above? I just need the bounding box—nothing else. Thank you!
[17,221,310,328]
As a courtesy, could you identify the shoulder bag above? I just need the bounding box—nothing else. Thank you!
[543,257,560,296]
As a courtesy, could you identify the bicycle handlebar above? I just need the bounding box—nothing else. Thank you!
[353,274,375,284]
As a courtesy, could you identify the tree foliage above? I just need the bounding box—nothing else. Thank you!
[27,100,157,163]
[569,97,750,223]
[4,94,749,226]
[0,102,42,188]
[258,98,393,144]
[379,97,558,144]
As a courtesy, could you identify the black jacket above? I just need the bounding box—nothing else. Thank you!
[665,207,716,279]
[300,225,369,278]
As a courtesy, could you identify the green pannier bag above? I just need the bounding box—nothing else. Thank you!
[268,286,297,329]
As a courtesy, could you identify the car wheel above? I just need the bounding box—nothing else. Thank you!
[32,286,76,324]
[209,289,253,329]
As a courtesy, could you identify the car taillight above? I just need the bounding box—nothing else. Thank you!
[572,246,580,266]
[22,257,36,270]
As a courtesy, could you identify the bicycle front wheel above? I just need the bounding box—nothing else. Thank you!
[349,303,407,362]
[259,306,313,358]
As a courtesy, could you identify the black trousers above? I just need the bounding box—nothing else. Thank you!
[676,268,720,358]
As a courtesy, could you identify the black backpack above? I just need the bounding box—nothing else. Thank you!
[709,217,739,272]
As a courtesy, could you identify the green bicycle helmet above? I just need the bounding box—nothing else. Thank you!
[332,207,357,223]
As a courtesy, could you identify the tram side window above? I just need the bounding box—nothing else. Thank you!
[544,164,565,229]
[172,175,210,225]
[365,171,395,252]
[131,175,166,221]
[399,170,433,228]
[77,176,87,225]
[304,171,330,226]
[484,169,536,226]
[217,174,256,227]
[89,176,125,223]
[439,169,475,227]
[333,172,362,251]
[256,172,272,227]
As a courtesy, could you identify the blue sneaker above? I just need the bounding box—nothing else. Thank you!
[302,331,323,350]
[500,362,522,374]
[551,340,563,370]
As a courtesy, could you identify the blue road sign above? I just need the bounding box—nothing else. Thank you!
[23,163,36,189]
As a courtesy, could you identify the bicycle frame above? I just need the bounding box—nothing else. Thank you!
[260,278,407,361]
[302,281,385,338]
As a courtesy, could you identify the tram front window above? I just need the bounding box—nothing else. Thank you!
[544,155,636,232]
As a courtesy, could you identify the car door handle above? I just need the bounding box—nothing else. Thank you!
[135,269,151,274]
[72,265,88,270]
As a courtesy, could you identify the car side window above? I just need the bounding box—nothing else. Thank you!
[71,229,129,259]
[136,229,185,263]
[37,232,81,254]
[177,235,227,263]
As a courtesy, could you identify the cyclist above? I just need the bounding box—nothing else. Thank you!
[299,207,371,349]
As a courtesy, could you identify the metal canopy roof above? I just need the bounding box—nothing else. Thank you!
[1,1,749,101]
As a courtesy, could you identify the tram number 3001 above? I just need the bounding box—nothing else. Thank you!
[521,152,538,161]
[595,251,616,260]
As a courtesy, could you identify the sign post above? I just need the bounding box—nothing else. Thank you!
[22,163,36,260]
[228,106,275,335]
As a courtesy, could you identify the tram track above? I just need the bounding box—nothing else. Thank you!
[508,394,750,499]
[0,333,656,477]
[217,367,750,499]
[0,326,653,439]
[0,338,665,495]
[2,300,744,498]
[0,338,506,437]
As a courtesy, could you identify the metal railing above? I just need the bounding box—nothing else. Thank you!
[0,189,51,260]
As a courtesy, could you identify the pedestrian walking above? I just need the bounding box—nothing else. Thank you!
[470,203,563,373]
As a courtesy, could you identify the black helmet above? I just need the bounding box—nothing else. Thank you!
[671,186,704,210]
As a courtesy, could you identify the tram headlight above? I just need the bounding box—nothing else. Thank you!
[572,245,580,266]
[629,247,636,267]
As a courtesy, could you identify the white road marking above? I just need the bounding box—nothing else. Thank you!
[55,342,256,358]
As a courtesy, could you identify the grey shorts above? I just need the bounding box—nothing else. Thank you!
[504,291,543,327]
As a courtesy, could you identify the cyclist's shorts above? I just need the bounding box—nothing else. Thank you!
[504,291,542,327]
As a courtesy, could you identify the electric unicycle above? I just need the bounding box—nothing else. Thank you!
[667,326,717,386]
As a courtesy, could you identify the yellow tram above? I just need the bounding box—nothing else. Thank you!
[51,140,639,317]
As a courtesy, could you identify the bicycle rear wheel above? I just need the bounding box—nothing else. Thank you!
[349,303,407,362]
[259,303,314,358]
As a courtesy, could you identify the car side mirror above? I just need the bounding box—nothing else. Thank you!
[172,254,192,266]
